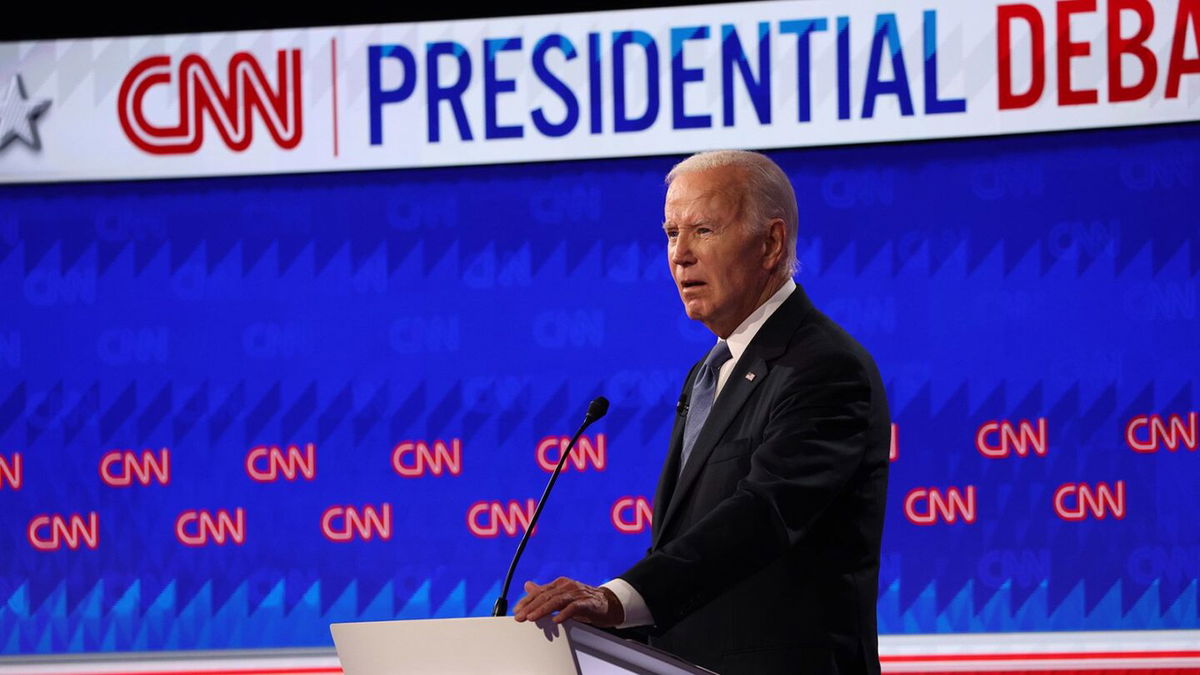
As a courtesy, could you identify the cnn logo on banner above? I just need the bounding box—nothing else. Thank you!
[118,50,302,154]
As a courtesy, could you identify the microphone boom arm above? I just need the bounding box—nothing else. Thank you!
[492,397,608,617]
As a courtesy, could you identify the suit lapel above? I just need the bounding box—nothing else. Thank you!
[651,364,699,544]
[654,356,765,547]
[652,285,815,548]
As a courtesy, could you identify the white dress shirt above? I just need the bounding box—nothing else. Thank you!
[601,279,797,628]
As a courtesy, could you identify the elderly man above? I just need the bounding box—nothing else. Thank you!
[515,150,890,675]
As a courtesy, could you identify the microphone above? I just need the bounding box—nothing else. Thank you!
[585,396,609,424]
[492,396,609,617]
[676,393,689,417]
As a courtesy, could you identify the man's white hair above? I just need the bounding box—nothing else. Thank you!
[666,149,799,277]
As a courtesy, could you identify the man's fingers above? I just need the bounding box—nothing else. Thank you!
[513,581,542,613]
[553,599,585,624]
[522,588,573,620]
[514,580,551,620]
[515,584,571,621]
[541,589,585,619]
[513,577,615,626]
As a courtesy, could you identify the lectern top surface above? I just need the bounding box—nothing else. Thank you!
[332,616,579,675]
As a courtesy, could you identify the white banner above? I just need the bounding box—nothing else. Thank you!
[1,0,1198,183]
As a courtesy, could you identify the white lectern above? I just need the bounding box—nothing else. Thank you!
[331,616,716,674]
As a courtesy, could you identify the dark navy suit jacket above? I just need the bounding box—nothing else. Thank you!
[621,284,890,675]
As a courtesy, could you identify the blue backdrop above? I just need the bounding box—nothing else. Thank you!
[0,122,1197,653]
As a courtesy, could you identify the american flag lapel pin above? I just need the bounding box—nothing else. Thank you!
[745,372,756,381]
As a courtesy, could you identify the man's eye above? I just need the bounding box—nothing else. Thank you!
[665,229,678,239]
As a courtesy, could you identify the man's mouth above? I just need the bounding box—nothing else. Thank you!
[681,281,706,289]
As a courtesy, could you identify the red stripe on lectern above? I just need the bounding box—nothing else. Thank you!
[881,650,1200,662]
[889,670,1200,675]
[98,662,343,667]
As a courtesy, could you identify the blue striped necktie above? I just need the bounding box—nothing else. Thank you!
[680,341,733,473]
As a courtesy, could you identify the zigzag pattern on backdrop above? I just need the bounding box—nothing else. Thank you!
[0,124,1196,653]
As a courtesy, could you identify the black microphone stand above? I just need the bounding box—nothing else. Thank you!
[492,397,608,616]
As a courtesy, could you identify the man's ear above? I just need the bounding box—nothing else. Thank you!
[762,218,787,272]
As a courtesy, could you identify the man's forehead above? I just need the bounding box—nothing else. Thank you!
[668,165,745,190]
[664,175,745,221]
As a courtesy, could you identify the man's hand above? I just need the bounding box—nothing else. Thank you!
[512,577,624,627]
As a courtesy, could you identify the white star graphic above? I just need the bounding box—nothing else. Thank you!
[0,74,52,152]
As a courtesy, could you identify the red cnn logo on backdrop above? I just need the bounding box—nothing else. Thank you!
[611,497,652,534]
[28,513,99,551]
[118,50,302,154]
[321,504,392,542]
[467,500,537,538]
[176,508,245,546]
[976,418,1048,458]
[1126,413,1198,453]
[536,434,606,472]
[889,423,898,461]
[392,440,462,477]
[0,452,20,489]
[246,443,316,482]
[1054,481,1126,521]
[100,449,170,486]
[904,486,977,525]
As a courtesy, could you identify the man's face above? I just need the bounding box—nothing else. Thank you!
[663,166,775,338]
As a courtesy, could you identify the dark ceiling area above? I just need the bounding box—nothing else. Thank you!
[3,1,738,41]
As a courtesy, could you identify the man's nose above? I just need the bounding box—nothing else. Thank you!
[671,232,696,266]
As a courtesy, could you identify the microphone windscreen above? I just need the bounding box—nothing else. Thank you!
[587,396,610,421]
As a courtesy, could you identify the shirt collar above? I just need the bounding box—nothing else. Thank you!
[720,279,797,365]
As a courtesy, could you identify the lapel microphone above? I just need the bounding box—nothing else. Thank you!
[491,396,609,617]
[677,394,689,417]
